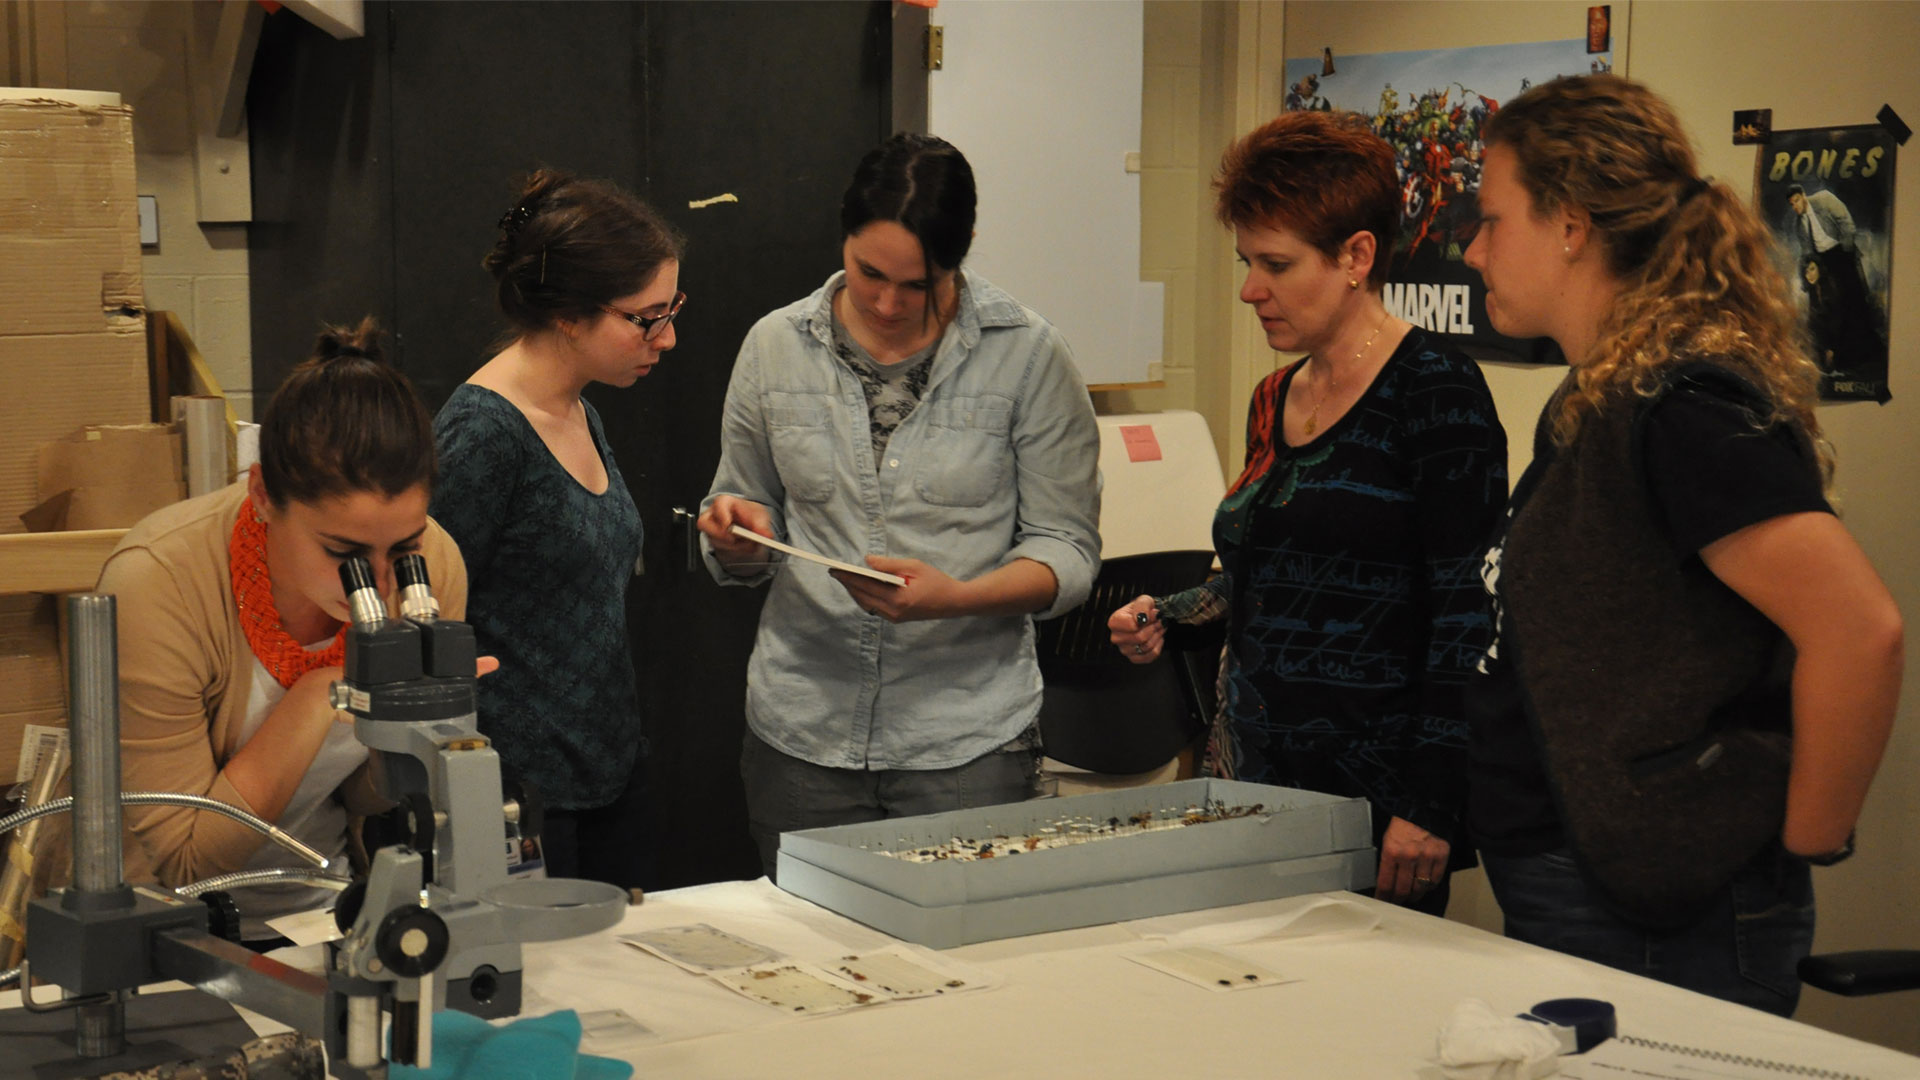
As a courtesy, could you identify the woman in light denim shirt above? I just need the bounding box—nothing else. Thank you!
[697,134,1102,879]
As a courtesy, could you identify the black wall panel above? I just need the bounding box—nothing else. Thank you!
[248,9,394,385]
[385,0,645,407]
[248,1,894,889]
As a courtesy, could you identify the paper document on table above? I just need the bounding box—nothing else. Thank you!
[621,923,784,973]
[729,525,907,586]
[829,944,995,1000]
[711,961,878,1015]
[1127,945,1297,992]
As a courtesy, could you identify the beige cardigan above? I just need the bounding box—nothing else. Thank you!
[97,483,468,887]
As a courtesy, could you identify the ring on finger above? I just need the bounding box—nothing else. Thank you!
[1133,644,1147,655]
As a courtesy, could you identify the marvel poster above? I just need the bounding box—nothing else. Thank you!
[1284,40,1613,364]
[1755,125,1896,403]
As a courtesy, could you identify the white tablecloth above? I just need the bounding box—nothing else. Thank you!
[521,880,1920,1079]
[7,880,1912,1077]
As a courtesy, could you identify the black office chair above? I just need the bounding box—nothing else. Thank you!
[1799,950,1920,996]
[1034,551,1221,775]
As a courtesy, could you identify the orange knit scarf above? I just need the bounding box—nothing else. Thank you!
[229,503,346,688]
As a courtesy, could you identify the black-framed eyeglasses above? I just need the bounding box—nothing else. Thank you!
[601,291,686,341]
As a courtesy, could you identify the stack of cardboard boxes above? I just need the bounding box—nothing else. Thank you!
[0,94,154,784]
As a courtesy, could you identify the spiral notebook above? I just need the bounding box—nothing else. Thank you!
[1560,1034,1874,1080]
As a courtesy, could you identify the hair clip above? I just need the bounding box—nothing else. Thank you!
[498,203,535,234]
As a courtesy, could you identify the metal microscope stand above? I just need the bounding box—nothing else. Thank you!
[13,557,627,1078]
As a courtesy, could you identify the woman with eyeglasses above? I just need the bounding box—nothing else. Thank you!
[430,169,684,889]
[696,133,1101,880]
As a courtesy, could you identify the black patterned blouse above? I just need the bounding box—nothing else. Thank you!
[1160,329,1506,854]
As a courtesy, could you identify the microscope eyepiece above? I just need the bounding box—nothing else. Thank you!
[395,553,430,590]
[394,553,440,623]
[338,557,388,629]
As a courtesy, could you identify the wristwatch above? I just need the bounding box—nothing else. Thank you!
[1802,831,1856,866]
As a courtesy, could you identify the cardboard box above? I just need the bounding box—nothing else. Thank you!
[0,334,151,534]
[0,595,43,638]
[0,100,143,337]
[37,424,183,494]
[0,634,63,715]
[0,595,64,782]
[0,98,150,534]
[0,594,61,707]
[776,779,1377,948]
[24,423,185,530]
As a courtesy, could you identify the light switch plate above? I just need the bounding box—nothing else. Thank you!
[138,195,159,246]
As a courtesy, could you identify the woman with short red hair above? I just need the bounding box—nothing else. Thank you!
[1110,111,1506,914]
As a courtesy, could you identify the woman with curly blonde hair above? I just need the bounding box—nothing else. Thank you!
[1463,74,1901,1014]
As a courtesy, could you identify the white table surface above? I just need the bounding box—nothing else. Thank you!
[516,879,1920,1079]
[7,879,1914,1078]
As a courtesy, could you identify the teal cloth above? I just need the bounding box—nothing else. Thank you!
[388,1009,633,1080]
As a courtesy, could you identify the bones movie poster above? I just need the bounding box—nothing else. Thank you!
[1755,125,1897,403]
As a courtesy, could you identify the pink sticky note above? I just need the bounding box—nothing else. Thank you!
[1120,424,1162,463]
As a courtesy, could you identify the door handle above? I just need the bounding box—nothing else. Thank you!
[671,506,698,572]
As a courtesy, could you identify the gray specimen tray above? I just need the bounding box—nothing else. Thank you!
[775,779,1376,948]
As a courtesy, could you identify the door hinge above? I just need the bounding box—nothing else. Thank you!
[926,25,944,71]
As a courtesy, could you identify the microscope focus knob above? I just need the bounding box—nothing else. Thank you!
[333,878,367,936]
[200,890,243,944]
[399,792,438,866]
[329,681,353,711]
[376,906,451,978]
[501,773,544,847]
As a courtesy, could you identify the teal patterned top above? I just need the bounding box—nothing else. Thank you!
[432,385,644,810]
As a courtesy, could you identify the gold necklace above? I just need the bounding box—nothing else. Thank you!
[1304,308,1389,436]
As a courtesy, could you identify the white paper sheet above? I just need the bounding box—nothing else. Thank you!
[622,924,785,974]
[729,526,907,586]
[1126,945,1297,993]
[709,962,879,1015]
[828,945,995,1000]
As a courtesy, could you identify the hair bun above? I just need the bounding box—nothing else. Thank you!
[314,315,387,366]
[484,168,573,276]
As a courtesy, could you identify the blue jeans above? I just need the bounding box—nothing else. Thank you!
[1480,844,1814,1016]
[741,729,1038,881]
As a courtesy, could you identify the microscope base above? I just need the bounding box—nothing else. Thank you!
[0,989,267,1079]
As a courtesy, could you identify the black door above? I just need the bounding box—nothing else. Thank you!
[248,0,897,887]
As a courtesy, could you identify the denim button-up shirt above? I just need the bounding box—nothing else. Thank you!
[702,270,1102,770]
